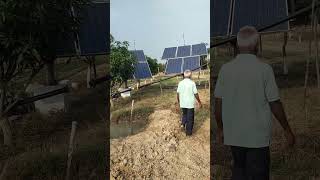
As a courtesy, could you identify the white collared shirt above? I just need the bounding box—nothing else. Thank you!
[214,54,280,148]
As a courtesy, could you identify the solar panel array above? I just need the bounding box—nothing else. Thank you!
[131,50,152,79]
[161,43,207,60]
[165,56,200,74]
[162,43,206,74]
[211,0,289,37]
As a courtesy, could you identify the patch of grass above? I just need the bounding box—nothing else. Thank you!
[4,144,106,180]
[111,106,154,123]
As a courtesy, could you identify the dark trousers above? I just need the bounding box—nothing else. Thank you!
[231,146,270,180]
[181,108,194,136]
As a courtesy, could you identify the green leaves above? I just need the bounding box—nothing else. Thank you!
[110,37,136,89]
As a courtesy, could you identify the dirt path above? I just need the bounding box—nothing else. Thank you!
[110,109,210,179]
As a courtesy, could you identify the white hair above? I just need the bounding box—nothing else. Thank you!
[184,70,192,78]
[237,26,259,48]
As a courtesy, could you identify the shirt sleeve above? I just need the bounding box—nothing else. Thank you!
[177,82,181,93]
[214,66,225,98]
[193,82,198,94]
[265,65,280,102]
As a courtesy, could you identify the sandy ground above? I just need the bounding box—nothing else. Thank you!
[110,109,210,179]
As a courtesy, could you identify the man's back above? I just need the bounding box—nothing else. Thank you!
[177,78,197,109]
[214,54,280,148]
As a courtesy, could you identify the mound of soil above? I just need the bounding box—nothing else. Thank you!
[110,109,210,179]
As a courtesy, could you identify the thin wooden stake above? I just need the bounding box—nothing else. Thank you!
[130,100,135,122]
[66,121,78,180]
[315,15,320,88]
[159,78,163,95]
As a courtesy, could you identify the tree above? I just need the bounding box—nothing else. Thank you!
[11,0,88,85]
[0,0,44,147]
[146,56,159,75]
[110,35,136,89]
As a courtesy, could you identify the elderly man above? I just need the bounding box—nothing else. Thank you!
[214,26,295,179]
[177,70,202,136]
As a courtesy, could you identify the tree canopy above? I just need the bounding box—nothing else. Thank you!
[146,56,159,75]
[110,34,136,89]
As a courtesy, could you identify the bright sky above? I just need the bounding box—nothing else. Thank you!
[110,0,209,63]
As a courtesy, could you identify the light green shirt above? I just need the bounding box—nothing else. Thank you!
[214,54,280,148]
[177,78,198,109]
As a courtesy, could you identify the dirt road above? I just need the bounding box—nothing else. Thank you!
[110,109,210,179]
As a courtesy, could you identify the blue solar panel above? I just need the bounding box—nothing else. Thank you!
[134,62,152,79]
[211,0,232,37]
[183,56,200,72]
[131,50,147,62]
[232,0,289,35]
[162,47,177,59]
[177,45,191,57]
[192,44,207,56]
[55,2,109,57]
[165,58,183,74]
[78,2,109,55]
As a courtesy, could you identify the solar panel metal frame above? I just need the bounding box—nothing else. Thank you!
[191,43,207,56]
[182,56,201,72]
[176,45,191,58]
[165,58,183,74]
[162,47,178,59]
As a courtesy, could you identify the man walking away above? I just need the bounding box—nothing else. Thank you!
[214,26,295,180]
[177,70,202,136]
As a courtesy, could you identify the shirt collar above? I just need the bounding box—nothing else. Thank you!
[236,54,257,61]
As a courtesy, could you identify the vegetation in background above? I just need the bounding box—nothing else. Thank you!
[146,56,159,75]
[110,34,136,89]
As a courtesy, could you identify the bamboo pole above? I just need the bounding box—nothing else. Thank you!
[304,0,316,127]
[315,15,320,88]
[65,121,78,180]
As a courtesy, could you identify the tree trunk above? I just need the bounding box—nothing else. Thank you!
[124,81,128,88]
[0,117,13,147]
[46,60,57,85]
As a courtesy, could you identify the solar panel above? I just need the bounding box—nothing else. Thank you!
[231,0,289,35]
[134,62,152,79]
[183,56,200,72]
[131,50,147,62]
[211,0,232,37]
[55,2,109,57]
[177,45,191,57]
[211,0,288,38]
[191,44,207,56]
[162,47,177,59]
[165,58,183,74]
[77,2,109,55]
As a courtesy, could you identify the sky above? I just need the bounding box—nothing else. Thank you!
[110,0,210,63]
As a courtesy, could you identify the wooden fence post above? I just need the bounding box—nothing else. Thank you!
[66,121,78,180]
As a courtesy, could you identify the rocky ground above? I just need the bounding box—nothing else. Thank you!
[110,109,210,179]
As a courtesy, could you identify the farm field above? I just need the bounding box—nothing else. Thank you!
[110,72,211,179]
[0,57,108,179]
[211,31,320,179]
